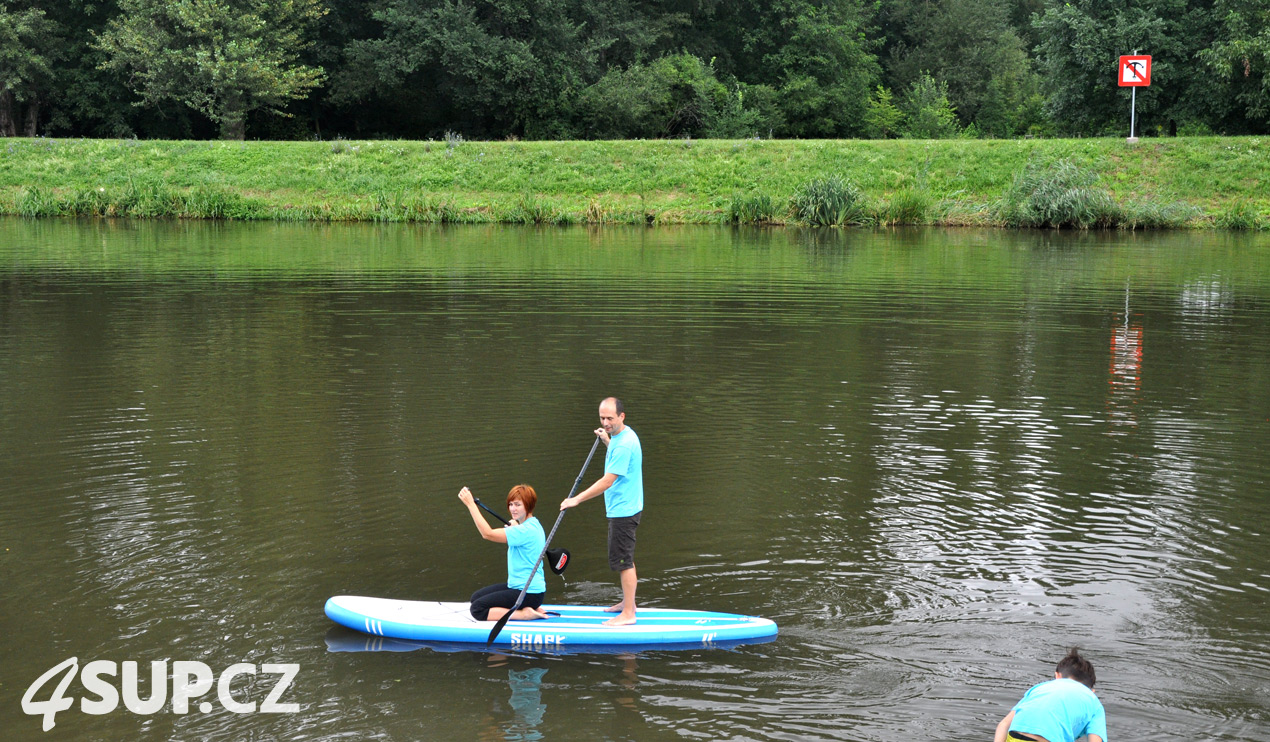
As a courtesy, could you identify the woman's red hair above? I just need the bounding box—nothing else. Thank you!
[507,484,537,515]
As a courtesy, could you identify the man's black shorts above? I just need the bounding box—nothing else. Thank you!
[607,512,641,571]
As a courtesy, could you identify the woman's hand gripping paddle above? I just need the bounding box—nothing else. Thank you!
[486,436,601,645]
[473,498,571,578]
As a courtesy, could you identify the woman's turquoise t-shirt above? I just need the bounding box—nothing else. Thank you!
[504,516,546,594]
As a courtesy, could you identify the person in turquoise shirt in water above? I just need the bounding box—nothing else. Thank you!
[560,397,643,626]
[458,484,549,622]
[995,649,1108,742]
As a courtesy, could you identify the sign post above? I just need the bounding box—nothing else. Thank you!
[1119,54,1152,143]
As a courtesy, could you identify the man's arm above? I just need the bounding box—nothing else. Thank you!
[561,473,617,509]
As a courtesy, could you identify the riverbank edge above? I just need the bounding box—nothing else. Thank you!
[2,136,1267,229]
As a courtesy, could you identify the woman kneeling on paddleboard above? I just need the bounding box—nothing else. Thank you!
[457,484,549,622]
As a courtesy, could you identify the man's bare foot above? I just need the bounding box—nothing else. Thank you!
[603,611,637,627]
[604,602,629,613]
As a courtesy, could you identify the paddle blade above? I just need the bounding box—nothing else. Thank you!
[486,610,513,645]
[546,548,570,575]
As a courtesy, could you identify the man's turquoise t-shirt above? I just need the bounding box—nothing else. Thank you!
[504,516,546,594]
[603,427,643,518]
[1011,678,1108,742]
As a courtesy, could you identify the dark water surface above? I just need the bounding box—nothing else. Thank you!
[2,219,1267,741]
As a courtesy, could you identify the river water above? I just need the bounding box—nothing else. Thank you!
[1,219,1267,741]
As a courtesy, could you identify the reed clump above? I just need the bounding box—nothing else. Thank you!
[790,175,869,226]
[1213,200,1266,231]
[996,160,1119,229]
[875,186,932,226]
[1119,200,1202,230]
[728,192,779,224]
[583,198,610,224]
[503,194,569,225]
[179,184,251,219]
[15,186,61,217]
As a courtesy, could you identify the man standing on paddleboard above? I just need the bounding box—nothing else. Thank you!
[560,397,643,626]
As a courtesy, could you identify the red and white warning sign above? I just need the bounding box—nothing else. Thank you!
[1119,55,1152,87]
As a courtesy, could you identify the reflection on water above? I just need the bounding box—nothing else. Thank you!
[503,667,548,741]
[1,220,1268,741]
[1108,284,1143,431]
[476,660,548,742]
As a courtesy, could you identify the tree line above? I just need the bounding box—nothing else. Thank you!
[2,0,1267,141]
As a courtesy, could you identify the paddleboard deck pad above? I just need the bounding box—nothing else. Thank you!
[325,595,777,650]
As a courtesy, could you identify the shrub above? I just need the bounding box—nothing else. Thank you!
[1214,200,1266,230]
[1176,121,1215,137]
[415,196,459,223]
[575,54,726,139]
[119,180,177,218]
[728,192,779,224]
[69,187,121,217]
[722,83,784,138]
[583,199,610,224]
[504,194,563,225]
[791,175,869,226]
[180,185,250,219]
[997,160,1119,228]
[16,186,61,217]
[875,187,932,225]
[1120,201,1202,230]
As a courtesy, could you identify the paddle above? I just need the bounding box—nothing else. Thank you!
[487,436,601,645]
[473,498,571,577]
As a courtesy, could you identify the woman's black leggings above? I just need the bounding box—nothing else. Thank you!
[469,583,545,621]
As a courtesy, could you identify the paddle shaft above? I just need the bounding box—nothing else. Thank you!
[487,436,602,645]
[473,498,512,526]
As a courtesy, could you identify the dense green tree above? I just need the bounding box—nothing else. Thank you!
[880,0,1037,131]
[766,0,881,137]
[1200,0,1270,129]
[334,0,607,138]
[574,1,692,68]
[0,2,64,136]
[575,53,715,138]
[24,1,176,139]
[3,0,1268,140]
[901,72,961,138]
[975,65,1046,137]
[96,0,326,140]
[284,0,377,138]
[572,53,776,139]
[1033,0,1222,136]
[863,85,904,138]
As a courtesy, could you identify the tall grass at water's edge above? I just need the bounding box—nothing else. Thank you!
[995,160,1203,230]
[790,175,870,226]
[1214,200,1268,231]
[2,136,1267,228]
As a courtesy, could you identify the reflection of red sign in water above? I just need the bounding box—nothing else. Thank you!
[1110,321,1142,391]
[1108,316,1143,428]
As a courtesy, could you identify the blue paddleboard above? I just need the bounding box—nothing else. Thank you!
[324,596,777,650]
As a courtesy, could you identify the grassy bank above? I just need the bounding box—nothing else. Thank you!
[2,136,1268,228]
